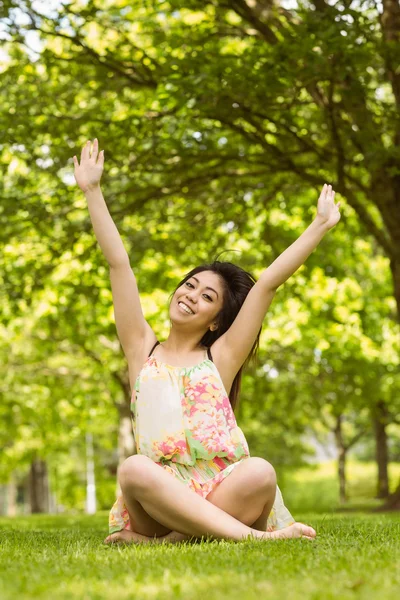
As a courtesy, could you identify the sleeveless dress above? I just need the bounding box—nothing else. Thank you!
[108,341,294,534]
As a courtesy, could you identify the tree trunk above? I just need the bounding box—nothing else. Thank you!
[118,402,135,465]
[115,399,135,495]
[85,432,96,514]
[334,415,347,504]
[385,258,400,509]
[387,481,400,509]
[0,473,18,517]
[377,0,400,508]
[373,400,390,499]
[29,458,49,513]
[5,475,17,516]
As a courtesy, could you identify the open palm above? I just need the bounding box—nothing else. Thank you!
[316,184,341,230]
[73,138,104,193]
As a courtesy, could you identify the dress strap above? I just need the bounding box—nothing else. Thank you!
[148,340,160,357]
[207,347,213,362]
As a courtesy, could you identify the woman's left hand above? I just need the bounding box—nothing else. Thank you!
[315,184,341,230]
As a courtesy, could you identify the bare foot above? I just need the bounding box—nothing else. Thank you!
[268,522,316,540]
[104,530,155,545]
[104,529,193,546]
[159,530,194,544]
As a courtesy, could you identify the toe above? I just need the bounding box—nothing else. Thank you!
[300,524,316,538]
[104,534,114,544]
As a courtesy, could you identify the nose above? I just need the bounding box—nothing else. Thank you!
[185,293,197,306]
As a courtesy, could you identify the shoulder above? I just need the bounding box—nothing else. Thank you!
[208,338,243,396]
[126,331,159,392]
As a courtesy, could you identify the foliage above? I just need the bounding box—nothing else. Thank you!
[1,0,399,506]
[282,459,400,513]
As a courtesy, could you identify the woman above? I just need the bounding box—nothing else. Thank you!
[73,139,341,545]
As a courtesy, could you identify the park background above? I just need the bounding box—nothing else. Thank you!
[0,1,400,599]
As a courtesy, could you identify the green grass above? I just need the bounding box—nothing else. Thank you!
[282,460,400,513]
[2,462,400,599]
[1,512,400,600]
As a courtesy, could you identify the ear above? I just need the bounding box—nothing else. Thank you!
[210,323,218,332]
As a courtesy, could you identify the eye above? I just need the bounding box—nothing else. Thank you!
[185,281,212,301]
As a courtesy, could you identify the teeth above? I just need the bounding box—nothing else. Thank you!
[178,302,194,314]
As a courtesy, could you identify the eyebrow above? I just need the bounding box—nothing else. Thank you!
[191,276,219,298]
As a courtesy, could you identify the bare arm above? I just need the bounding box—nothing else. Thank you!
[259,217,327,291]
[73,139,153,354]
[212,184,341,373]
[73,139,127,267]
[260,184,341,291]
[83,184,128,268]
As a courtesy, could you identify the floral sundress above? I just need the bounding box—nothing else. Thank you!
[108,341,294,534]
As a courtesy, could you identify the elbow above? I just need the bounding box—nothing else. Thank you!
[260,275,279,294]
[109,254,130,270]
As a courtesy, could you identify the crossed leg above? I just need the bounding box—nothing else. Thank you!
[104,456,315,545]
[206,457,276,530]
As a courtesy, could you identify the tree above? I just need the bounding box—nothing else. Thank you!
[1,0,400,506]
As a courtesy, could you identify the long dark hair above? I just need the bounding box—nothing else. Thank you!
[168,259,261,412]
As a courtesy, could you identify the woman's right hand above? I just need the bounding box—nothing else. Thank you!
[73,138,104,193]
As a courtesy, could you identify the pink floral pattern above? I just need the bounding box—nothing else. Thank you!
[109,352,294,534]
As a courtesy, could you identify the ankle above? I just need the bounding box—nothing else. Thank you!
[247,529,271,541]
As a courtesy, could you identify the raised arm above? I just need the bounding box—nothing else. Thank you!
[73,139,154,357]
[212,184,341,374]
[259,184,341,290]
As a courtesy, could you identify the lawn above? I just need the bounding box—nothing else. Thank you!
[281,459,400,513]
[1,461,400,600]
[1,511,399,600]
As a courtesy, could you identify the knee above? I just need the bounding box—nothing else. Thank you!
[247,457,277,493]
[118,454,154,492]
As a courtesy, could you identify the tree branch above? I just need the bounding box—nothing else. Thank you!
[24,8,157,87]
[229,0,278,44]
[344,428,367,451]
[380,0,400,115]
[327,74,345,190]
[340,186,394,258]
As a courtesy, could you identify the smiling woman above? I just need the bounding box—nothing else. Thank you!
[178,301,194,314]
[73,139,340,545]
[165,264,260,409]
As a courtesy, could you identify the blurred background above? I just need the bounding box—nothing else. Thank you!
[1,0,399,519]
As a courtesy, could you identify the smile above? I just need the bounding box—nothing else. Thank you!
[178,301,194,315]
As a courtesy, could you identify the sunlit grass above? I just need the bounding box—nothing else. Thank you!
[0,512,399,600]
[281,460,400,513]
[1,462,400,599]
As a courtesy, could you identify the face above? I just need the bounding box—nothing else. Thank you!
[170,270,225,332]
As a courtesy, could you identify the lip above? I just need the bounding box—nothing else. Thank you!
[177,300,195,314]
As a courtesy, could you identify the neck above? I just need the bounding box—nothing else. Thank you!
[162,327,206,354]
